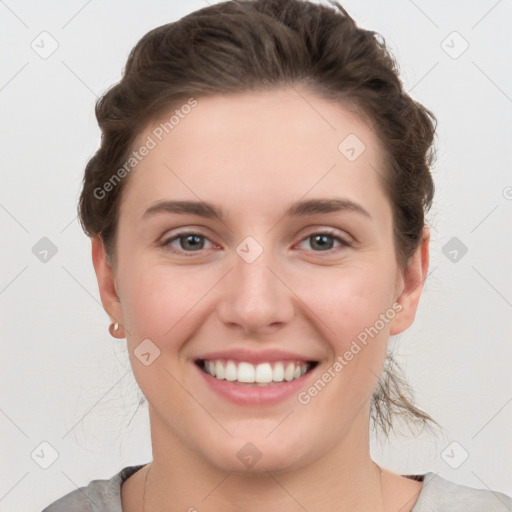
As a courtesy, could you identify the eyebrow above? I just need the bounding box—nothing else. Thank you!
[141,198,371,221]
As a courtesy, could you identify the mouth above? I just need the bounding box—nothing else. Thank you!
[194,358,319,386]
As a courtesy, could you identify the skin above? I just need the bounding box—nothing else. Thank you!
[92,86,429,512]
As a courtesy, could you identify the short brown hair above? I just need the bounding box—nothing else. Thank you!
[78,0,439,437]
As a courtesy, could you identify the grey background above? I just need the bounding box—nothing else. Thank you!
[1,1,511,510]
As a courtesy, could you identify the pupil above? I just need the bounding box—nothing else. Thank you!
[182,235,203,250]
[312,234,333,251]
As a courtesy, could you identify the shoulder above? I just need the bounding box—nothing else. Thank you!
[41,464,146,512]
[412,472,512,512]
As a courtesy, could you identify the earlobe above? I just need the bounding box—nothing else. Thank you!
[91,236,125,337]
[389,227,430,336]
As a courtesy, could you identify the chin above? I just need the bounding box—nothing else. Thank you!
[199,435,311,475]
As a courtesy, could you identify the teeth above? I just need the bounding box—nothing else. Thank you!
[225,360,237,381]
[215,360,225,379]
[238,362,255,383]
[284,362,295,381]
[273,362,284,382]
[255,362,272,383]
[201,359,313,385]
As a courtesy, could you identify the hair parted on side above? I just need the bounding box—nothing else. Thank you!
[78,0,439,437]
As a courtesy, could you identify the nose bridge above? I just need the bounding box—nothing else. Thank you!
[217,239,293,332]
[236,249,275,299]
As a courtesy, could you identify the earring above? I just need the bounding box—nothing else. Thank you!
[109,321,121,338]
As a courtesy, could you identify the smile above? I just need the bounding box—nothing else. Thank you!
[195,359,318,386]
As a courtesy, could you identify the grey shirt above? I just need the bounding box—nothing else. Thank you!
[42,464,512,511]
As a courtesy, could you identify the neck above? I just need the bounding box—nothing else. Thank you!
[142,407,389,512]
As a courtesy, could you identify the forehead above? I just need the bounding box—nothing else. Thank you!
[120,86,389,223]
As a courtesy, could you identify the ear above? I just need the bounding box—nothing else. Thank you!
[91,236,125,338]
[389,227,430,335]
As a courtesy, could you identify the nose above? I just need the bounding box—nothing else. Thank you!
[216,247,295,335]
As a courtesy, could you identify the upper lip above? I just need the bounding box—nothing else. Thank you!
[195,348,318,365]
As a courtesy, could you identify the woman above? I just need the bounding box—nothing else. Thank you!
[42,0,512,510]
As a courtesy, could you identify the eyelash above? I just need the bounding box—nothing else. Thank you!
[159,229,351,257]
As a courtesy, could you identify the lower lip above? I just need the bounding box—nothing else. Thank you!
[194,363,316,406]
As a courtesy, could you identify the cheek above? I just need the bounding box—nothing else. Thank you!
[302,261,397,340]
[118,265,216,407]
[119,263,218,346]
[301,262,395,388]
[295,268,395,419]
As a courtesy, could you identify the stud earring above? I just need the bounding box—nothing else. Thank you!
[109,322,121,337]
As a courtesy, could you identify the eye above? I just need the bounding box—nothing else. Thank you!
[296,231,351,253]
[161,231,216,256]
[160,229,351,257]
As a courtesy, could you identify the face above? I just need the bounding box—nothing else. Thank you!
[93,86,428,474]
